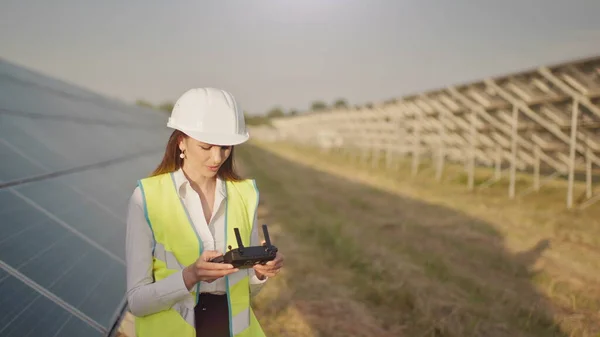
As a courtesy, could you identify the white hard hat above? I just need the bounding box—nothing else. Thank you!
[167,87,249,146]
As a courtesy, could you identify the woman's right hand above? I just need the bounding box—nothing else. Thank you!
[182,250,239,290]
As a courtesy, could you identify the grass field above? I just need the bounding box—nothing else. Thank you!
[238,141,600,337]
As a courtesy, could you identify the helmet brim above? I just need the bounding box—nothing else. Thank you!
[175,128,250,146]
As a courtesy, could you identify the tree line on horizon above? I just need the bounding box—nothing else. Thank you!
[135,97,391,126]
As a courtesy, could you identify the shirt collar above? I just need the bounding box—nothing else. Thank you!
[172,168,227,200]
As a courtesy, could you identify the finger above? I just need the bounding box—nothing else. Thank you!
[198,261,236,270]
[269,254,284,265]
[259,270,279,278]
[254,267,279,277]
[201,250,224,260]
[254,263,272,270]
[198,268,239,278]
[199,269,237,277]
[263,267,281,275]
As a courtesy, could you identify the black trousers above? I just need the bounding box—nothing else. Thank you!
[195,293,231,337]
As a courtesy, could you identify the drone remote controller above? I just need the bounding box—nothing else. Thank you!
[210,224,278,269]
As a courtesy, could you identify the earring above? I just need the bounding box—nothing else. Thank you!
[179,150,185,159]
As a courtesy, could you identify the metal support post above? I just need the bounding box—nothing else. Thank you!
[567,99,580,209]
[509,105,519,199]
[586,146,593,199]
[468,110,477,190]
[436,113,446,181]
[495,141,502,180]
[534,145,540,192]
[412,114,421,177]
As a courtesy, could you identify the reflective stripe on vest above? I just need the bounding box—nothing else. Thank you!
[133,172,266,337]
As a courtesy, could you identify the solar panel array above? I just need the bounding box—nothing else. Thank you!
[250,55,600,209]
[0,59,171,336]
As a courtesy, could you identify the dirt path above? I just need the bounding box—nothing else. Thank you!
[236,143,600,337]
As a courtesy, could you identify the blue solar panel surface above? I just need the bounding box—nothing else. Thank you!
[0,58,171,336]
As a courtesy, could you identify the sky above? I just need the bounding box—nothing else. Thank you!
[1,0,600,115]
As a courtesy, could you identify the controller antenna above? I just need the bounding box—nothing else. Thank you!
[262,224,272,247]
[262,224,277,254]
[234,228,244,253]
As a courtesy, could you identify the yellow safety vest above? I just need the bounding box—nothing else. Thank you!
[133,172,266,337]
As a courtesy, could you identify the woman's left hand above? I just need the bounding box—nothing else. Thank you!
[253,249,284,280]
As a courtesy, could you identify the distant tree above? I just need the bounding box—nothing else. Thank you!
[311,100,327,111]
[288,109,298,116]
[384,98,398,106]
[266,106,285,118]
[365,102,374,109]
[244,111,271,126]
[135,99,154,109]
[158,101,175,113]
[333,98,348,109]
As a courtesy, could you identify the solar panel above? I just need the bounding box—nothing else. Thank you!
[0,58,170,336]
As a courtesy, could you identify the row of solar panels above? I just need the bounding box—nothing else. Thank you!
[0,58,171,336]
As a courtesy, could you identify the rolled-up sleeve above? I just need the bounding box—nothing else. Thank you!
[125,187,192,317]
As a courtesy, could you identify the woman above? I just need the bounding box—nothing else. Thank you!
[125,88,284,337]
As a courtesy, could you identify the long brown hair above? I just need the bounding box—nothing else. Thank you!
[150,130,243,181]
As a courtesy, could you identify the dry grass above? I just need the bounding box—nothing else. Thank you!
[237,141,600,337]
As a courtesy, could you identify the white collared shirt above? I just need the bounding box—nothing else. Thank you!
[125,168,267,317]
